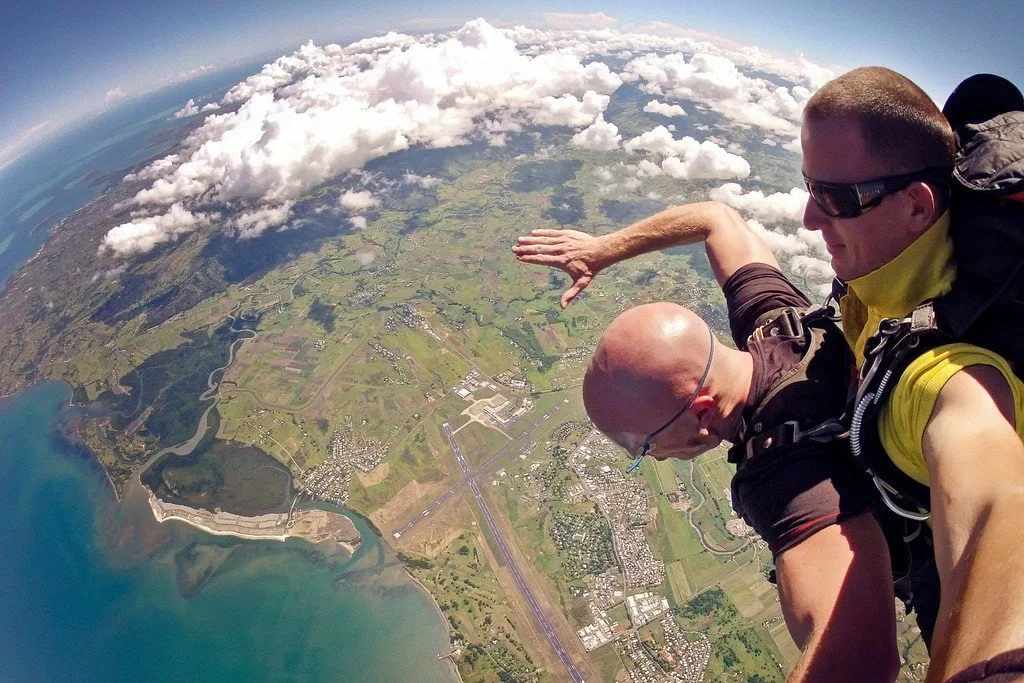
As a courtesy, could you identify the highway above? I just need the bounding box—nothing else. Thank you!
[441,421,584,683]
[392,402,563,538]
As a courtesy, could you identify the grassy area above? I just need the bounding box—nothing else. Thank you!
[676,588,785,681]
[401,532,544,683]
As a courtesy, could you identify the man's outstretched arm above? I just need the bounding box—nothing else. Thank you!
[777,513,899,682]
[512,201,779,307]
[919,366,1024,681]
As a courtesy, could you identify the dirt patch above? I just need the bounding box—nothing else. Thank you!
[370,478,442,531]
[355,462,390,487]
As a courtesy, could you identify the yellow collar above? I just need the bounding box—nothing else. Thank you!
[848,211,955,316]
[841,212,955,365]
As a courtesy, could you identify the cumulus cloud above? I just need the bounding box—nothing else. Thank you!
[173,99,200,118]
[100,203,217,255]
[100,18,831,257]
[709,182,807,224]
[542,12,617,29]
[746,219,806,255]
[634,159,663,177]
[349,215,368,229]
[102,19,630,254]
[624,52,811,135]
[643,99,687,117]
[790,254,834,280]
[625,125,749,180]
[340,190,379,211]
[232,201,294,238]
[572,115,621,151]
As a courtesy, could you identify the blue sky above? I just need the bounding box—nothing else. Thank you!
[2,0,1022,161]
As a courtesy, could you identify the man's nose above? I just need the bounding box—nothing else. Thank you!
[802,198,827,232]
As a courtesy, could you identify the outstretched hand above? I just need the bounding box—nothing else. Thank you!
[512,229,606,308]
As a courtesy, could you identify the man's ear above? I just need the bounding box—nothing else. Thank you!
[904,181,943,234]
[691,394,717,430]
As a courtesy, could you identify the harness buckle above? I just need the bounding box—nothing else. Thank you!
[745,420,800,460]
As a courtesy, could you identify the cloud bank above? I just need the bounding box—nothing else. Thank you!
[99,18,830,257]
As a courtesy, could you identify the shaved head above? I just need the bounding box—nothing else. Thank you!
[583,302,715,435]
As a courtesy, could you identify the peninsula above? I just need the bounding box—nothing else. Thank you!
[149,491,361,550]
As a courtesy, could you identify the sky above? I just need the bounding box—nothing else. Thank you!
[1,0,1022,163]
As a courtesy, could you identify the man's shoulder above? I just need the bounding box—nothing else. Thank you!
[723,263,813,348]
[879,342,1023,485]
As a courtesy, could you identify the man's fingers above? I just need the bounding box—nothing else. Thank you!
[515,235,567,247]
[529,229,567,237]
[560,276,591,308]
[515,253,566,266]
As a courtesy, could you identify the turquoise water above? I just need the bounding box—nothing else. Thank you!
[0,382,457,682]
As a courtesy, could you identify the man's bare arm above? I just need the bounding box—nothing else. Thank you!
[777,514,899,682]
[920,366,1024,681]
[512,201,779,307]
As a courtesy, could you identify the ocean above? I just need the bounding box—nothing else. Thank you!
[0,382,456,682]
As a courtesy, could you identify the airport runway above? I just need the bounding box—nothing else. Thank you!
[441,421,584,683]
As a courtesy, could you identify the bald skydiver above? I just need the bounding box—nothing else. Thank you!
[515,203,899,682]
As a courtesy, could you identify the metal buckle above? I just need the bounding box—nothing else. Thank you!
[745,421,800,460]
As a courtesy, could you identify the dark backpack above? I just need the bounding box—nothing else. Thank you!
[846,74,1024,520]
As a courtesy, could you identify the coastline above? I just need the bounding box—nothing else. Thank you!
[148,490,361,551]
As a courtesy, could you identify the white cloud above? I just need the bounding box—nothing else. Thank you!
[634,159,663,177]
[533,91,611,127]
[200,102,221,112]
[340,190,379,212]
[349,215,368,229]
[173,99,200,118]
[404,173,440,188]
[643,99,687,117]
[709,182,807,224]
[746,218,807,255]
[100,18,832,256]
[90,265,128,283]
[790,254,834,280]
[593,166,614,182]
[572,115,621,151]
[99,203,217,255]
[624,52,812,136]
[543,11,617,29]
[103,87,127,106]
[232,201,294,238]
[625,126,749,180]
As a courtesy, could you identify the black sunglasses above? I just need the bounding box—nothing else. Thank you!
[625,326,716,474]
[803,166,950,219]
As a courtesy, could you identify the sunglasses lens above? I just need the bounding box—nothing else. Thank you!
[808,181,861,218]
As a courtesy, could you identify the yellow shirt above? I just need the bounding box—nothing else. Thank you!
[878,344,1024,485]
[840,212,956,366]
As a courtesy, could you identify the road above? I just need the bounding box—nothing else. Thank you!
[392,402,563,538]
[441,422,584,683]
